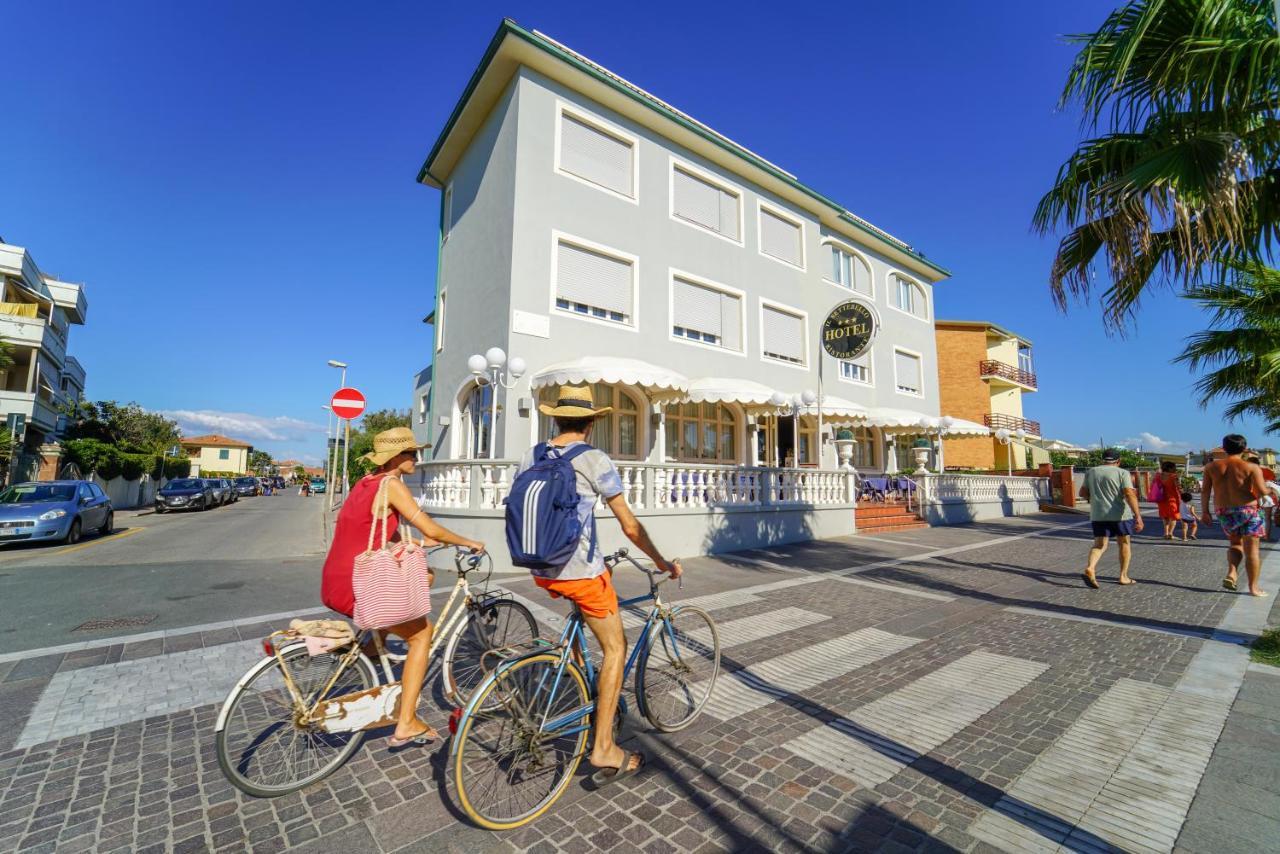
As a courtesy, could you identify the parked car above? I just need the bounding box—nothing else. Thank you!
[309,478,326,494]
[156,478,215,512]
[233,476,260,497]
[0,480,113,545]
[219,478,238,503]
[205,478,231,507]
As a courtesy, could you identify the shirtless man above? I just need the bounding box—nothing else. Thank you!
[1201,434,1269,596]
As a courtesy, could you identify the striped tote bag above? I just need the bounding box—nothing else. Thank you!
[352,477,432,630]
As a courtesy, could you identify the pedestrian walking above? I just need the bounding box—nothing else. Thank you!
[1201,434,1269,596]
[1177,491,1198,540]
[1079,448,1144,588]
[1155,461,1182,540]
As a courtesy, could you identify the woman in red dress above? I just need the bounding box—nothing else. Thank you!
[1156,460,1182,539]
[321,428,484,746]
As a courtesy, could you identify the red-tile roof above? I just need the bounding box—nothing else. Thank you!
[181,434,253,449]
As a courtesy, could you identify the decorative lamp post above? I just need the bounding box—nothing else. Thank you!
[994,428,1014,475]
[937,415,955,473]
[468,348,526,459]
[799,389,817,466]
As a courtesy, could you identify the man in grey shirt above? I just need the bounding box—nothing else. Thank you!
[514,385,681,787]
[1078,448,1144,588]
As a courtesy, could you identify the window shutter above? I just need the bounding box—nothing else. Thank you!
[719,291,741,350]
[560,114,633,196]
[673,169,719,231]
[760,209,802,266]
[895,351,921,392]
[763,305,804,362]
[852,254,871,295]
[718,189,739,240]
[557,242,632,316]
[672,279,723,338]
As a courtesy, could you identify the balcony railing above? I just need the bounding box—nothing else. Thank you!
[984,413,1042,436]
[979,360,1037,389]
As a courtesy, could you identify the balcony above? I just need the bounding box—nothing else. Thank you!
[44,278,88,325]
[984,413,1041,437]
[0,314,66,368]
[979,360,1036,390]
[63,356,86,390]
[0,391,59,432]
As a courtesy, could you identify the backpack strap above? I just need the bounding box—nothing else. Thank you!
[556,443,595,463]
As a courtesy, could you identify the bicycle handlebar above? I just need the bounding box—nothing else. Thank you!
[603,548,681,589]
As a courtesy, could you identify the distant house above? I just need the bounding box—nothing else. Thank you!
[182,434,253,475]
[276,458,324,478]
[1041,438,1089,459]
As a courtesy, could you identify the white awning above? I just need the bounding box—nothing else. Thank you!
[864,406,936,430]
[675,377,779,409]
[530,357,690,393]
[800,394,869,423]
[938,417,990,437]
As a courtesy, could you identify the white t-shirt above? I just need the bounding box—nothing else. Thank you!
[514,442,623,580]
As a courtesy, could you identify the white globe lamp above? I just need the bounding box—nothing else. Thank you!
[467,354,488,375]
[485,347,507,369]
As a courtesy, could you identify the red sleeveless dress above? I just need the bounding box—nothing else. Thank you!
[321,475,399,617]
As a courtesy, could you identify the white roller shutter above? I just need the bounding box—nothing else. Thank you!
[762,305,804,363]
[895,351,921,393]
[672,278,741,349]
[556,242,633,317]
[760,208,802,266]
[720,292,741,350]
[673,168,739,240]
[559,114,633,197]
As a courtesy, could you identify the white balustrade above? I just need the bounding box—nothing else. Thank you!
[916,474,1051,506]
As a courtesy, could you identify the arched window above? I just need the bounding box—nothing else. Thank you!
[537,383,642,460]
[664,402,738,463]
[850,426,876,469]
[458,381,494,459]
[825,243,873,296]
[891,274,927,318]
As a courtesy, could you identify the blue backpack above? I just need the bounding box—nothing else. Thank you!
[505,443,597,570]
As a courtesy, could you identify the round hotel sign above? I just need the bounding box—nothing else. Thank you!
[821,300,876,360]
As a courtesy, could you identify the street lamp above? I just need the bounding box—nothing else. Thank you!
[322,404,333,489]
[468,347,526,459]
[327,360,348,509]
[994,428,1015,475]
[937,415,955,472]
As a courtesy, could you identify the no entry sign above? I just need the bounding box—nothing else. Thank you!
[331,387,366,420]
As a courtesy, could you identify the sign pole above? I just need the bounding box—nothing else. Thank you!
[340,418,350,504]
[817,347,825,468]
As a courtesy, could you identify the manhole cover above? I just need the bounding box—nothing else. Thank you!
[73,615,158,632]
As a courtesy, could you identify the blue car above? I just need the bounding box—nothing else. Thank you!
[0,480,114,545]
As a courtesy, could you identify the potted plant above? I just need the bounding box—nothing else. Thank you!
[834,428,856,470]
[911,437,932,474]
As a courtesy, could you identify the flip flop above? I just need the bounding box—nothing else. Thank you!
[1082,572,1100,590]
[1222,577,1238,592]
[388,726,438,748]
[591,751,646,788]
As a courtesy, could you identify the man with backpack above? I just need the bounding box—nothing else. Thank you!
[507,384,682,787]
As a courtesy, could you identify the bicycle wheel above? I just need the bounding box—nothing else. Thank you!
[636,605,721,732]
[442,599,539,709]
[453,653,590,830]
[215,642,376,797]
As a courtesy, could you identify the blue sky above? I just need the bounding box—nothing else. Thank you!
[2,1,1259,463]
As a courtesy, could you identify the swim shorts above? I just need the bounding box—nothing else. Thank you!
[1216,505,1265,538]
[534,572,619,619]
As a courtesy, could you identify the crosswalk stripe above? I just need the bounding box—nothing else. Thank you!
[782,650,1046,788]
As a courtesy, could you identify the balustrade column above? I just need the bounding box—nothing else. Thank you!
[468,462,482,510]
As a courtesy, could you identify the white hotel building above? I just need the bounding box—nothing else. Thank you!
[408,21,994,555]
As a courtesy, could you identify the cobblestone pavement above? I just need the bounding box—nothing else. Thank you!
[0,511,1275,853]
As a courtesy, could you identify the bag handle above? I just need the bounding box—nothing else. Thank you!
[365,476,396,553]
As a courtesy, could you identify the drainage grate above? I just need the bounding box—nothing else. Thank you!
[73,615,159,632]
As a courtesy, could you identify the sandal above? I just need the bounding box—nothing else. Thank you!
[591,751,646,788]
[1222,577,1238,592]
[1081,572,1100,590]
[388,725,438,748]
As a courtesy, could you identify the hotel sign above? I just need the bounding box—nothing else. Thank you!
[821,300,876,360]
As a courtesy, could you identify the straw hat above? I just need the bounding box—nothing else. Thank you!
[361,427,427,466]
[537,384,612,419]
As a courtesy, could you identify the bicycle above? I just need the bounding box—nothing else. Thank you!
[214,547,538,798]
[450,548,721,830]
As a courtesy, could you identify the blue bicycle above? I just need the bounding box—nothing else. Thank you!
[450,549,721,830]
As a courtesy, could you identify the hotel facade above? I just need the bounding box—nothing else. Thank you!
[409,21,994,556]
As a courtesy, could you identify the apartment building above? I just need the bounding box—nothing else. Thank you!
[182,434,252,475]
[408,21,987,555]
[0,241,89,456]
[935,320,1048,471]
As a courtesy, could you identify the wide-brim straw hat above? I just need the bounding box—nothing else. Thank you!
[361,426,428,466]
[537,384,613,419]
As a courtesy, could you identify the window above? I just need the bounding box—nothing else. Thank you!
[418,395,428,424]
[758,205,804,268]
[442,184,453,240]
[1018,344,1034,375]
[556,108,636,199]
[761,303,807,366]
[894,435,930,472]
[849,426,876,469]
[892,274,927,319]
[671,276,742,351]
[826,244,872,295]
[78,484,93,501]
[664,402,738,463]
[554,238,635,326]
[218,449,230,461]
[840,351,872,385]
[460,382,494,459]
[671,164,740,241]
[538,384,640,459]
[89,483,105,499]
[894,349,923,396]
[435,291,446,353]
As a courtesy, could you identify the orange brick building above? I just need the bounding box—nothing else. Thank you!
[935,320,1046,471]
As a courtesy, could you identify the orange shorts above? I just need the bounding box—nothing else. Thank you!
[534,572,619,619]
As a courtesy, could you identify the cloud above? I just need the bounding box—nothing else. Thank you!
[160,409,326,443]
[1118,432,1192,454]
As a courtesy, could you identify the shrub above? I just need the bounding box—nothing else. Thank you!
[63,438,123,480]
[119,453,150,481]
[163,458,192,479]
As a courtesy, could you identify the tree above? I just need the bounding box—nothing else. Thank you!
[293,465,306,479]
[248,450,274,473]
[1175,260,1280,429]
[344,409,410,483]
[1032,0,1280,328]
[62,400,182,455]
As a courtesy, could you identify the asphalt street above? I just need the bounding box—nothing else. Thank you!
[0,491,325,652]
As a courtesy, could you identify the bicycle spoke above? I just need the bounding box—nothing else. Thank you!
[640,607,720,731]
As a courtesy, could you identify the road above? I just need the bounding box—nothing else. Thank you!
[0,490,326,651]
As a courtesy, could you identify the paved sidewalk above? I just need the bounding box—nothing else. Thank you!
[0,512,1275,853]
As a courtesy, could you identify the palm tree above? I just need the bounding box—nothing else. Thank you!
[1176,261,1280,428]
[1033,0,1280,328]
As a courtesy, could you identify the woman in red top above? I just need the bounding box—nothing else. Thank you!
[322,428,484,746]
[1156,461,1182,540]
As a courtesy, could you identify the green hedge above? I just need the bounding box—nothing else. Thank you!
[163,458,191,479]
[64,439,190,480]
